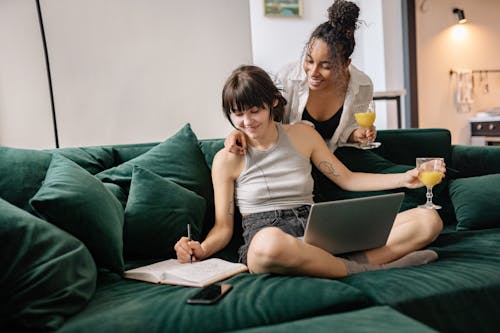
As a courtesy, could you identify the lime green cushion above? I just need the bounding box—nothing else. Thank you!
[29,155,124,273]
[0,198,96,331]
[450,174,500,230]
[124,166,206,259]
[96,124,212,202]
[0,147,52,212]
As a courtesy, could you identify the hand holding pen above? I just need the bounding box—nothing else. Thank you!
[173,224,205,263]
[187,223,193,264]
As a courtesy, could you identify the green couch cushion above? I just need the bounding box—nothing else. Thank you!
[124,166,206,259]
[449,174,500,230]
[198,138,224,169]
[103,182,129,207]
[340,228,500,332]
[58,273,371,333]
[375,128,452,166]
[0,198,96,331]
[29,154,125,273]
[0,147,52,212]
[231,306,437,333]
[110,142,157,165]
[451,145,500,178]
[96,124,212,202]
[55,147,116,175]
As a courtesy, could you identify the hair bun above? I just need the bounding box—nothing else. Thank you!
[327,0,360,39]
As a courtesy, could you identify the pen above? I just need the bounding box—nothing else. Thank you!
[187,223,192,264]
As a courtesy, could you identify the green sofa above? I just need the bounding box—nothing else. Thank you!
[2,124,500,333]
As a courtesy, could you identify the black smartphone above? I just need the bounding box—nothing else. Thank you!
[186,284,232,305]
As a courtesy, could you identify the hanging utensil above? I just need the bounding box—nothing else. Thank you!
[483,71,489,94]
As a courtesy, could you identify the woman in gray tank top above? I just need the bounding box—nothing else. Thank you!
[174,65,444,278]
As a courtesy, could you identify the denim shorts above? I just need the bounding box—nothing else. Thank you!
[238,205,311,265]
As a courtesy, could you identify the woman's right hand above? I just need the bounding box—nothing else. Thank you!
[350,126,377,144]
[224,130,247,155]
[174,237,207,263]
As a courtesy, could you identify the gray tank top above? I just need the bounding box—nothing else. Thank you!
[235,123,314,214]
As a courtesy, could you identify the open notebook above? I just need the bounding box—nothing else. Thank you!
[124,258,248,287]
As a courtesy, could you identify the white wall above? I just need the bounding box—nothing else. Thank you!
[0,0,252,148]
[357,0,388,129]
[1,0,417,149]
[249,0,332,74]
[0,1,54,148]
[380,0,405,128]
[416,0,500,144]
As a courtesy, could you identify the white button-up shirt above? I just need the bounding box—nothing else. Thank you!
[273,61,373,151]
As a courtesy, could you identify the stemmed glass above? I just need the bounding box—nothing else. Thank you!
[416,157,445,209]
[354,100,381,149]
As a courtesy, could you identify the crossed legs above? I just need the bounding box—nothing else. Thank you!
[246,207,443,278]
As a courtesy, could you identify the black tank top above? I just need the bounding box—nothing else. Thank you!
[302,106,343,140]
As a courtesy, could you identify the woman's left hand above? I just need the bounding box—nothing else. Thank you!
[350,126,377,144]
[403,168,423,189]
[403,161,447,189]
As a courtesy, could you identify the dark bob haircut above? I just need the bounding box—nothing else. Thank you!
[222,65,286,127]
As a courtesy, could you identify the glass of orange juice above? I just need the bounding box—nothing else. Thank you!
[416,157,445,209]
[354,101,381,149]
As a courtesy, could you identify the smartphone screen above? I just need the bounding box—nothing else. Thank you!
[186,284,232,305]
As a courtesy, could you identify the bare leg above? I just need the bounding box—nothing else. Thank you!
[247,227,348,278]
[364,208,443,265]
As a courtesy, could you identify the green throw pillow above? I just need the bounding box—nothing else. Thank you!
[199,139,224,170]
[0,147,52,212]
[29,154,125,273]
[450,174,500,230]
[0,198,96,331]
[124,166,206,259]
[54,146,116,175]
[96,123,212,202]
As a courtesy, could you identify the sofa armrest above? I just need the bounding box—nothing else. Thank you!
[451,145,500,178]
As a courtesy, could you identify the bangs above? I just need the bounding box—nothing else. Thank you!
[221,65,285,125]
[222,76,268,114]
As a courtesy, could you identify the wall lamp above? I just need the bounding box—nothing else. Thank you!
[453,8,467,24]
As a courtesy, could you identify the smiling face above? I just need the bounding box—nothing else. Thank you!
[303,39,350,92]
[230,104,274,141]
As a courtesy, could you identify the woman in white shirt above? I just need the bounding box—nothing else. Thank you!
[227,0,375,153]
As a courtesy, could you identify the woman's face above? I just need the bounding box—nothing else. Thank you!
[230,104,273,140]
[303,39,348,92]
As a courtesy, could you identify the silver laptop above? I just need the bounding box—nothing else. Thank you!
[303,192,404,255]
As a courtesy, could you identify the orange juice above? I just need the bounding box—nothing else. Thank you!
[354,112,376,127]
[418,171,443,187]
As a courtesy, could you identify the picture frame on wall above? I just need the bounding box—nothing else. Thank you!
[264,0,303,18]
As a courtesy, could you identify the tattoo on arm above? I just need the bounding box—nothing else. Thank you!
[228,200,234,217]
[318,161,339,177]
